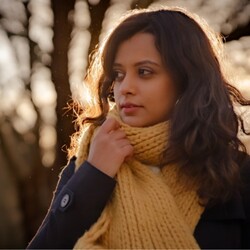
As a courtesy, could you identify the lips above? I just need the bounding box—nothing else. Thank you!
[120,103,141,109]
[119,102,142,115]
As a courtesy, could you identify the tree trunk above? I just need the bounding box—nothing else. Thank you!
[51,0,76,175]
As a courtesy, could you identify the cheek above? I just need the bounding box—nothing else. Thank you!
[149,80,176,111]
[113,86,119,102]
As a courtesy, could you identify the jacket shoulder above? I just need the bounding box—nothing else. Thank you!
[240,152,250,219]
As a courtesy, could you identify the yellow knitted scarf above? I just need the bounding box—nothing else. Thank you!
[73,107,204,249]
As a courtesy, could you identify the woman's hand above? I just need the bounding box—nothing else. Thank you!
[87,117,133,177]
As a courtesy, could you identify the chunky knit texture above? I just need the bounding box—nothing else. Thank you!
[74,107,204,249]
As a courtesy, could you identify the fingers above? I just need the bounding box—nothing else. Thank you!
[116,138,133,156]
[88,116,134,177]
[98,116,133,158]
[100,117,120,134]
[123,144,134,158]
[116,138,131,148]
[110,129,127,140]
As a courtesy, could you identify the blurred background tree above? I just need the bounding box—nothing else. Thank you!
[0,0,249,248]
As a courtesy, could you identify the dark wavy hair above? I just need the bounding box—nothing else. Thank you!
[70,7,250,204]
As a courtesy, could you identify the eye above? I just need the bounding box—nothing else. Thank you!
[138,68,153,77]
[113,70,125,82]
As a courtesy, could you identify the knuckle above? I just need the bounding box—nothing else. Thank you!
[119,130,126,137]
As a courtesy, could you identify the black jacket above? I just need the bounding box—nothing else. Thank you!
[27,156,250,249]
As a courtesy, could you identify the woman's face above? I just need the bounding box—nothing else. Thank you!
[113,32,178,127]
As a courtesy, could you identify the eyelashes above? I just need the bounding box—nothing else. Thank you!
[113,70,125,82]
[112,68,154,82]
[138,68,153,76]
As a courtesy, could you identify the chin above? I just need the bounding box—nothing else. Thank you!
[120,116,151,127]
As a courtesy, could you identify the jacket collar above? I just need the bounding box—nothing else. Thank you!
[201,191,246,221]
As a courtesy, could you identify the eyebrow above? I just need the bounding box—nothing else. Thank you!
[113,60,161,68]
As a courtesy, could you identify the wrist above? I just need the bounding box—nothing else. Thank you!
[87,158,116,178]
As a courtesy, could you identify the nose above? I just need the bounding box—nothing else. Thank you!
[119,73,136,96]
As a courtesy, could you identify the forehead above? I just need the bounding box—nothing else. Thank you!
[114,32,162,65]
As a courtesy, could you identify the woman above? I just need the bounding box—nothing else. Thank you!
[27,6,250,249]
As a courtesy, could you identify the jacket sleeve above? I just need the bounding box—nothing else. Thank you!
[241,155,250,249]
[27,157,116,249]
